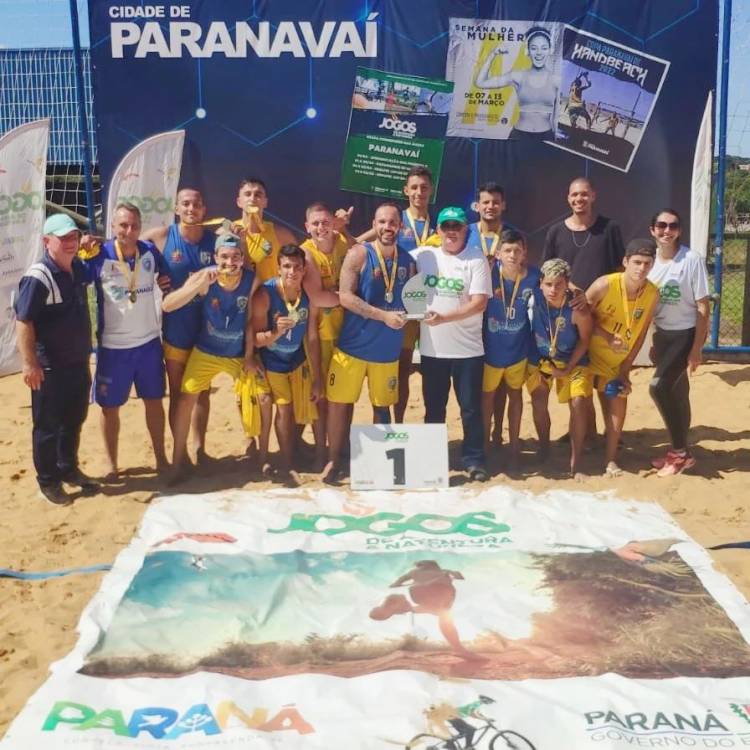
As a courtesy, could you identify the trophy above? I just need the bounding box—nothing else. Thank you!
[401,273,429,321]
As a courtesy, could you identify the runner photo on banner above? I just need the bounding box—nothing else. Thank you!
[548,26,670,172]
[446,19,562,141]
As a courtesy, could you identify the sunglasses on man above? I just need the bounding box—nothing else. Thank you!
[440,221,464,231]
[653,221,680,230]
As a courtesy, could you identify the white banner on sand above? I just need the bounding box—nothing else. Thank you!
[691,92,713,259]
[3,487,750,749]
[105,130,185,234]
[0,119,49,376]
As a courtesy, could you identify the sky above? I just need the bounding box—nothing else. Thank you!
[0,1,749,156]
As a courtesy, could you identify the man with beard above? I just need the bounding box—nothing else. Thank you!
[322,203,413,483]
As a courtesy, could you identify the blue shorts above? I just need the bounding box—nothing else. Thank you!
[95,337,166,407]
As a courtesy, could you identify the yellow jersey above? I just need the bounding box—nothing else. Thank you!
[301,232,348,341]
[236,217,280,282]
[589,272,658,378]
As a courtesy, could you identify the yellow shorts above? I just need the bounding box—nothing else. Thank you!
[266,363,318,425]
[326,348,398,407]
[482,358,527,392]
[182,349,244,394]
[163,342,191,365]
[320,338,337,381]
[527,363,593,404]
[234,370,271,438]
[401,320,419,351]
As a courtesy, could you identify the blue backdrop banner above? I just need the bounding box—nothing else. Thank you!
[87,1,718,258]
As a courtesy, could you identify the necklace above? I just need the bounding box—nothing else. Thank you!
[570,229,591,248]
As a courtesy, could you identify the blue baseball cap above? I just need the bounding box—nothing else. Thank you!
[215,232,242,251]
[43,214,80,237]
[437,206,467,226]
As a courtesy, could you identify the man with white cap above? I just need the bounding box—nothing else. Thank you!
[14,214,99,505]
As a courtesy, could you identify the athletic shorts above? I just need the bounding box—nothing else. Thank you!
[163,341,191,365]
[326,348,398,407]
[182,349,249,394]
[401,319,419,351]
[95,337,165,407]
[527,363,593,404]
[320,338,337,384]
[267,363,318,425]
[482,358,527,392]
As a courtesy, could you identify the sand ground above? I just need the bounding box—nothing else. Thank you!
[1,361,749,735]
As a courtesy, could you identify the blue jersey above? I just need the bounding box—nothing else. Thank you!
[162,224,217,349]
[398,210,431,252]
[195,269,254,358]
[338,243,414,363]
[484,264,539,368]
[530,287,588,366]
[259,279,309,373]
[466,221,518,257]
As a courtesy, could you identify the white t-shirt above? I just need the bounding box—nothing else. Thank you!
[411,243,491,358]
[648,245,709,330]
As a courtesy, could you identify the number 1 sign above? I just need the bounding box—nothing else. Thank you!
[349,424,449,490]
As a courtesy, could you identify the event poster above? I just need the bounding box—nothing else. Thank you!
[340,68,453,199]
[446,19,563,140]
[547,26,670,172]
[3,488,750,749]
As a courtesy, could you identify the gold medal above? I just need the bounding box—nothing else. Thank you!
[404,209,430,245]
[114,240,139,306]
[373,240,398,307]
[278,279,302,324]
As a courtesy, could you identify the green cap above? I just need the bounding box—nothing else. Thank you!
[215,232,242,251]
[437,206,467,226]
[43,214,79,237]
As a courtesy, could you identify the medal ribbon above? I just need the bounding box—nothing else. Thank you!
[114,240,139,303]
[374,241,398,303]
[620,276,643,340]
[180,217,230,229]
[405,209,430,245]
[498,270,521,325]
[277,279,302,316]
[480,231,500,258]
[545,300,564,359]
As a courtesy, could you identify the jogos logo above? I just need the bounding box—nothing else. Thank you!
[0,190,43,215]
[403,290,426,301]
[659,282,681,303]
[384,431,409,442]
[378,116,417,136]
[118,194,173,216]
[424,274,464,293]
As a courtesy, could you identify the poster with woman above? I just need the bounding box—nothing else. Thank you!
[445,19,563,140]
